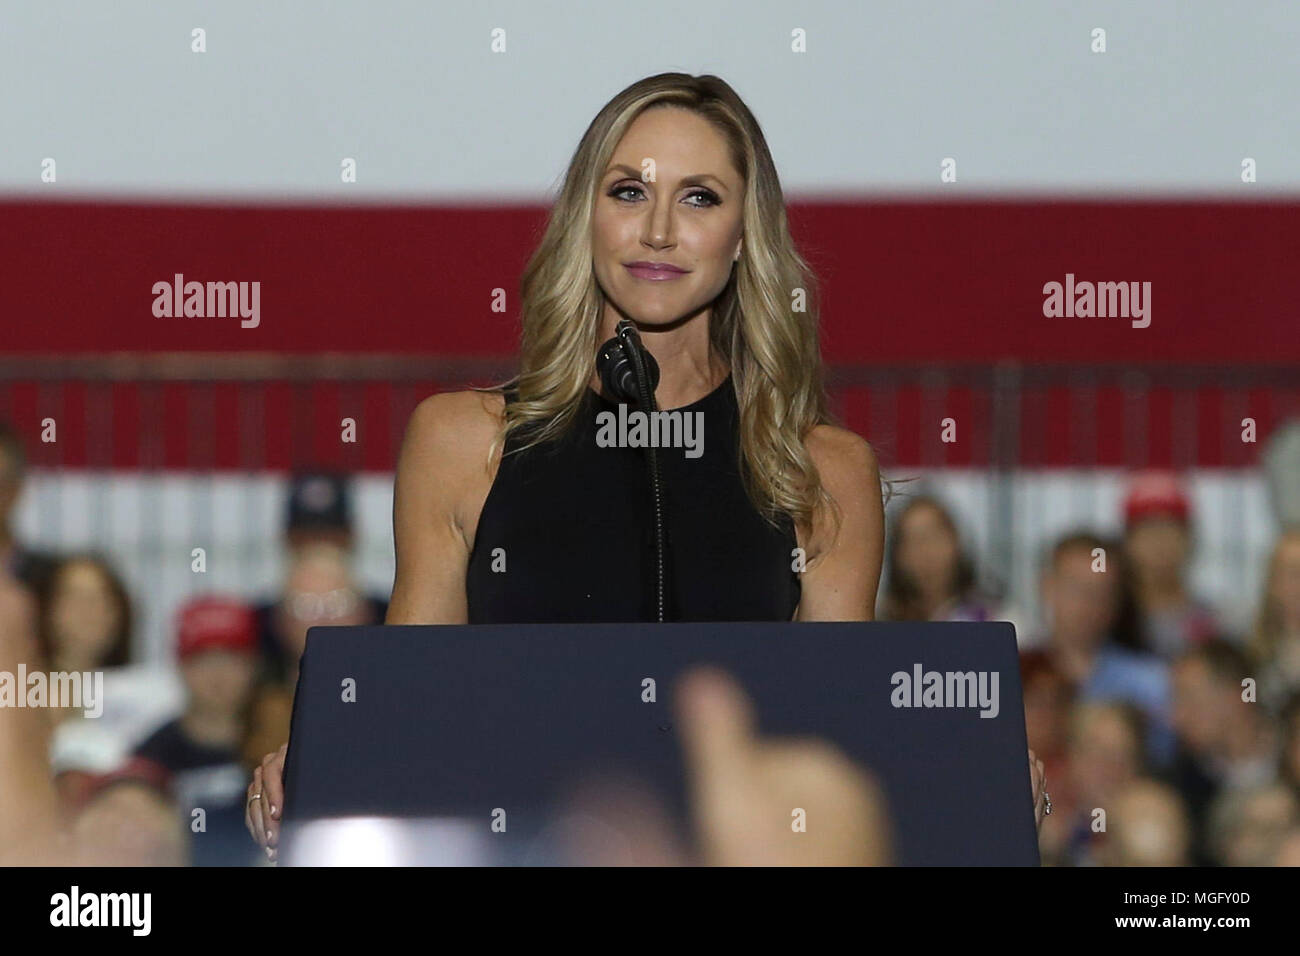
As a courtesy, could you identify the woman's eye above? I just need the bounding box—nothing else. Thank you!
[609,184,720,207]
[684,190,720,207]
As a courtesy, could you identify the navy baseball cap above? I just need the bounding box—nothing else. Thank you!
[286,471,352,533]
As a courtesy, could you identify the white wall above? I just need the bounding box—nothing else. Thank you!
[2,0,1297,199]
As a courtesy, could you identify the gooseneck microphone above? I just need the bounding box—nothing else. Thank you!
[595,319,671,622]
[596,318,660,403]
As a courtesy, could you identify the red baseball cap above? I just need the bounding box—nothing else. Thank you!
[176,596,258,658]
[1123,470,1191,527]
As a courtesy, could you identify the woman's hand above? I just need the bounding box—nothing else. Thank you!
[1028,748,1048,831]
[245,743,288,861]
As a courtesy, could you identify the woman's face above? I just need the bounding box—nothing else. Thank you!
[1043,546,1119,648]
[591,106,744,329]
[1124,516,1189,581]
[274,558,369,667]
[181,650,258,716]
[1171,656,1235,753]
[49,560,122,668]
[1066,705,1140,809]
[896,503,959,598]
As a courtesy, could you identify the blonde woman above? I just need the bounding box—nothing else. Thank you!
[247,73,1045,858]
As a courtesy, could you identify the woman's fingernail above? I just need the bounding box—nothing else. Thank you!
[265,846,274,860]
[270,805,278,817]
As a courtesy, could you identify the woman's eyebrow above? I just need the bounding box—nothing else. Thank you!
[605,163,729,190]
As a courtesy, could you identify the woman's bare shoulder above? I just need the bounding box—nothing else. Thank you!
[805,423,879,482]
[411,389,505,434]
[400,389,506,483]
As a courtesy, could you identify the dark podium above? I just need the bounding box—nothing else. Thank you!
[280,621,1038,865]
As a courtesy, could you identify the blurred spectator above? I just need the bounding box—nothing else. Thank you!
[64,757,190,866]
[1249,526,1300,708]
[270,541,375,682]
[37,552,132,672]
[134,596,262,866]
[42,554,183,773]
[1281,691,1300,796]
[1206,782,1298,867]
[244,542,376,766]
[253,471,388,679]
[1094,778,1192,867]
[1262,419,1300,528]
[1019,650,1074,863]
[1166,639,1278,865]
[1021,650,1075,770]
[1035,531,1173,766]
[1122,470,1221,659]
[1058,701,1147,865]
[0,421,59,597]
[1,575,185,866]
[881,495,1003,623]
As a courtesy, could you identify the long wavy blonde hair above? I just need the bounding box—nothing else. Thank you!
[479,72,841,541]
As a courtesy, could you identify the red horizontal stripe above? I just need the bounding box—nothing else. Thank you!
[1,197,1297,362]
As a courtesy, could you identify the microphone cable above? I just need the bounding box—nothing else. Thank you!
[607,319,671,622]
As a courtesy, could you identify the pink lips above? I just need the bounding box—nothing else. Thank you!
[624,261,690,281]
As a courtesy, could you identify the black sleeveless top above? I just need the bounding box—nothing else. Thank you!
[465,375,801,623]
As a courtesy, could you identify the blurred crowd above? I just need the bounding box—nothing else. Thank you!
[0,421,385,866]
[4,410,1300,866]
[881,476,1300,866]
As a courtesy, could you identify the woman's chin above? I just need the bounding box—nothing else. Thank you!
[619,305,706,330]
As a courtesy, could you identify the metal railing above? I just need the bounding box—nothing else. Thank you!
[1,355,1291,657]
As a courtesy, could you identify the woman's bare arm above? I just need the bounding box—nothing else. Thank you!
[386,390,502,626]
[794,426,885,622]
[248,389,501,857]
